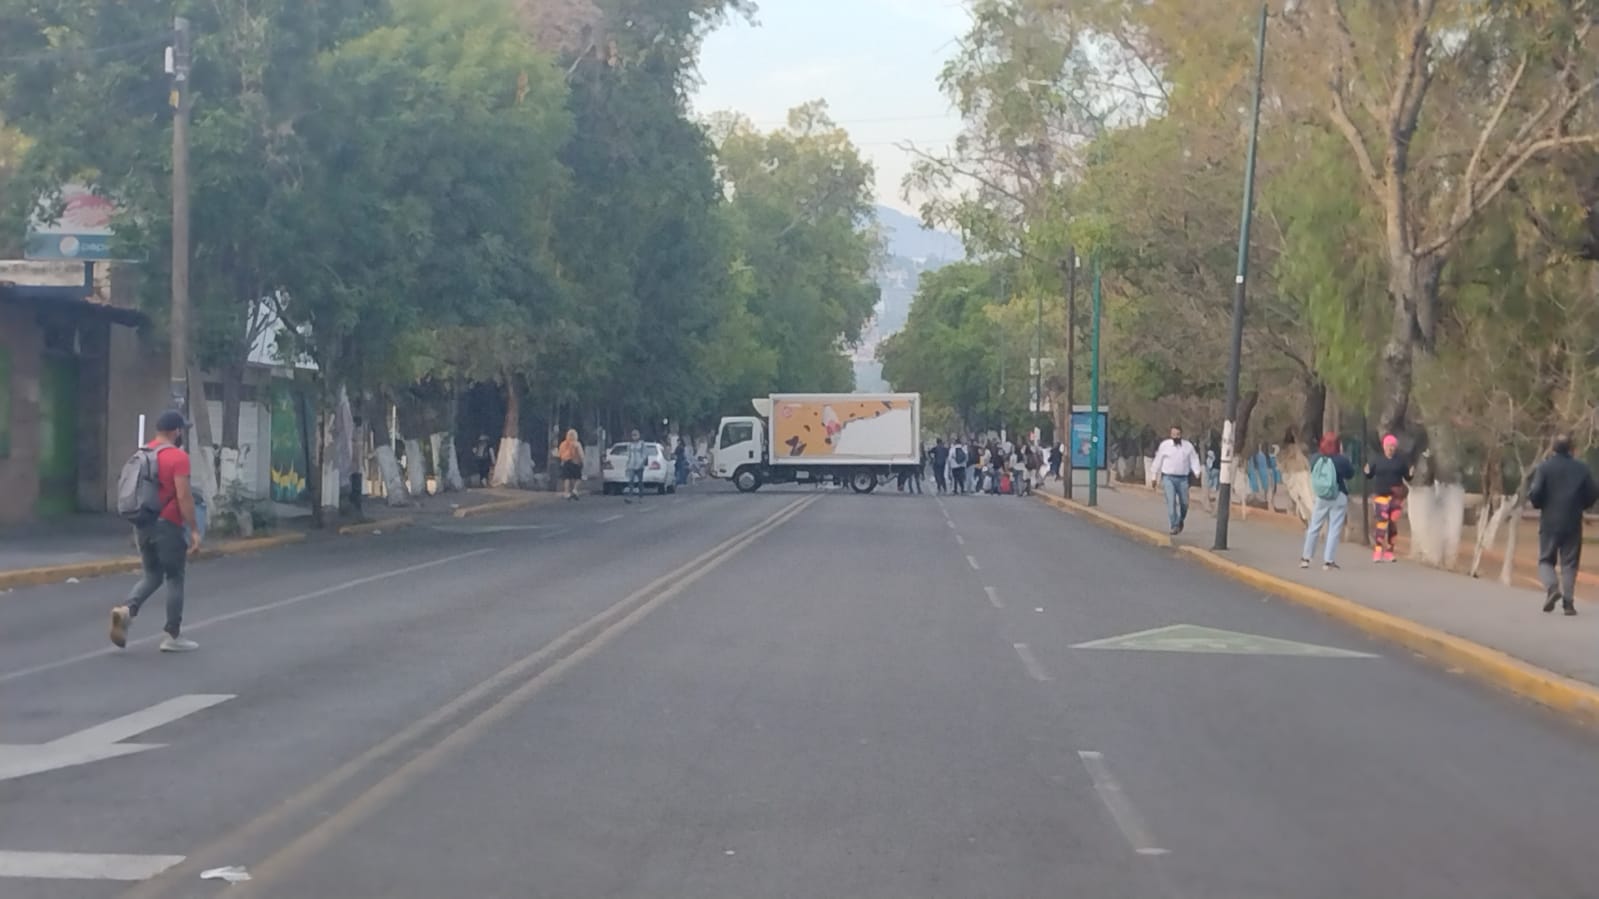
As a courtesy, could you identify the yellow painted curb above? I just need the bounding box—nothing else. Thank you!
[452,493,558,519]
[0,532,306,591]
[337,517,415,536]
[1033,492,1173,548]
[1178,545,1599,727]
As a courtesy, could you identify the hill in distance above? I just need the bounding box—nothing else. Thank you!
[875,204,964,263]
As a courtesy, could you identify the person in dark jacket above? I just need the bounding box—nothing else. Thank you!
[1528,434,1599,615]
[1300,432,1357,570]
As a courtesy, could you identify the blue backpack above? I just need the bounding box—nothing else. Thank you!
[1311,455,1339,500]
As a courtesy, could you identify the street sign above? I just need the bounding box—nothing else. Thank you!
[0,694,234,782]
[1072,624,1375,658]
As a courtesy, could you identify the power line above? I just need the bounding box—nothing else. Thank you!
[0,33,167,67]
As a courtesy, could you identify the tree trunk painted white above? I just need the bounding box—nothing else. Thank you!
[1276,443,1316,523]
[323,407,343,515]
[1502,507,1524,587]
[441,433,464,492]
[404,438,426,497]
[491,437,520,488]
[321,459,341,512]
[1405,483,1466,568]
[515,441,538,488]
[429,433,444,491]
[1464,492,1515,575]
[375,444,409,506]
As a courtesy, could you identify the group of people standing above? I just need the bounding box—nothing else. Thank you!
[1296,431,1598,615]
[922,436,1054,497]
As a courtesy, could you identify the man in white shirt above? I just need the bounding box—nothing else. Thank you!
[1150,425,1204,535]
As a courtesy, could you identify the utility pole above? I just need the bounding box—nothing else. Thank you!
[1213,4,1268,551]
[1061,251,1078,500]
[998,274,1008,439]
[1088,254,1103,507]
[167,17,193,416]
[1033,282,1043,441]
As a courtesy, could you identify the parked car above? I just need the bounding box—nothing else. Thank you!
[601,442,674,495]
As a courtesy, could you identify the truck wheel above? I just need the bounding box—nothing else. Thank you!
[734,468,761,493]
[849,471,878,494]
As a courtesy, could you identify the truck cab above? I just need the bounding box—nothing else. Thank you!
[713,416,765,491]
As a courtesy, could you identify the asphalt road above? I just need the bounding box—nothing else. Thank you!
[4,483,1599,898]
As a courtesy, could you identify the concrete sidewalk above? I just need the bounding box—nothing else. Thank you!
[1034,482,1599,709]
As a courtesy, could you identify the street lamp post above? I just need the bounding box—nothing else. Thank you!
[1062,251,1078,500]
[1088,254,1103,507]
[1213,4,1269,551]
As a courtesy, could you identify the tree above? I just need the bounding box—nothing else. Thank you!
[716,105,882,396]
[880,262,1018,430]
[1275,1,1599,460]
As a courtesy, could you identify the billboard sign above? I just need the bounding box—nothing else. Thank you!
[25,184,121,261]
[1069,406,1109,470]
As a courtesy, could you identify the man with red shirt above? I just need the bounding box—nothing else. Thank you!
[110,410,202,652]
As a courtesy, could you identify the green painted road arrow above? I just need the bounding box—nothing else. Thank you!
[1072,624,1376,658]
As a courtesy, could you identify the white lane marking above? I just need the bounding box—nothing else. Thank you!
[1078,751,1169,857]
[966,555,981,571]
[946,520,955,529]
[0,694,234,783]
[955,534,966,546]
[0,548,496,685]
[1012,643,1052,682]
[984,586,1003,609]
[598,514,624,524]
[52,694,233,748]
[0,851,186,881]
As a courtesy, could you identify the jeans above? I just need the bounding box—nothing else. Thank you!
[627,469,645,498]
[1161,475,1191,530]
[1301,493,1349,564]
[1538,529,1583,605]
[127,520,188,637]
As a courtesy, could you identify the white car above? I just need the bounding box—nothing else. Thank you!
[601,442,675,495]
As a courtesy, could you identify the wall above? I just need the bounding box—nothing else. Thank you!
[101,324,172,512]
[75,320,110,511]
[0,306,42,524]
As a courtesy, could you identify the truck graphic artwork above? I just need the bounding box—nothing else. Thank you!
[773,398,914,458]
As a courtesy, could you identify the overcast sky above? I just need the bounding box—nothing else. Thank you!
[692,0,969,213]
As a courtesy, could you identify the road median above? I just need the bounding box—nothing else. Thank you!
[1034,492,1599,728]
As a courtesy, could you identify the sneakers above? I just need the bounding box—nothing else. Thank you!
[1372,547,1384,563]
[159,635,199,653]
[1544,589,1561,614]
[1299,559,1310,569]
[109,606,131,648]
[1564,605,1579,617]
[1383,550,1397,563]
[1323,561,1340,571]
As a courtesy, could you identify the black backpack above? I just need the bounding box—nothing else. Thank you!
[116,445,167,527]
[952,446,967,466]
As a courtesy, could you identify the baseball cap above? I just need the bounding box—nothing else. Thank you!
[156,410,187,432]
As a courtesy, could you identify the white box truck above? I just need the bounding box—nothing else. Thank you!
[711,393,923,494]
